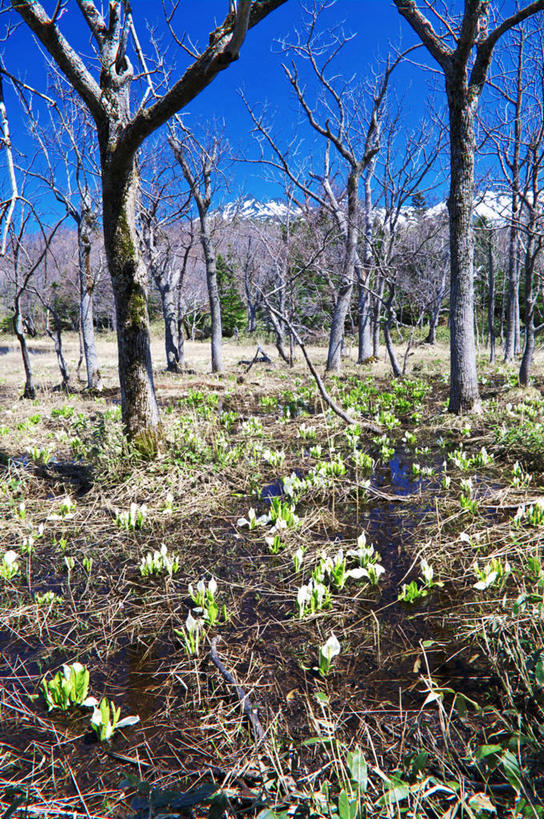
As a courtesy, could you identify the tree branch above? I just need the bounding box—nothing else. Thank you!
[121,0,286,156]
[10,0,105,125]
[472,0,544,89]
[393,0,452,68]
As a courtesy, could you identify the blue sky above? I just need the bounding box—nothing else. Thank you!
[0,1,442,211]
[3,1,529,215]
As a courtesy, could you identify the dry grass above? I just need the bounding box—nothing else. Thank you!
[1,330,544,817]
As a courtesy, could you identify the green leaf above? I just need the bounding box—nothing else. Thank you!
[338,790,358,819]
[377,783,410,806]
[347,748,368,792]
[410,752,428,776]
[476,744,503,761]
[501,750,522,793]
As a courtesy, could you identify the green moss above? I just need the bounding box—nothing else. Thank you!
[128,287,147,327]
[117,211,135,259]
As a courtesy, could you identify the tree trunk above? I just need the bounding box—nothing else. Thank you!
[102,158,159,442]
[268,307,290,364]
[158,282,180,372]
[199,210,223,373]
[247,300,258,333]
[446,82,480,413]
[326,170,360,372]
[78,215,103,390]
[357,277,373,362]
[14,299,35,399]
[426,312,437,345]
[504,32,524,364]
[383,286,402,378]
[372,275,384,357]
[519,217,541,387]
[45,306,70,391]
[488,231,496,364]
[425,262,447,344]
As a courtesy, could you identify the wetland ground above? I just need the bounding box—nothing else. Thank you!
[1,331,544,819]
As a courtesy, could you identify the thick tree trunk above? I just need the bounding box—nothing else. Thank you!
[199,211,223,373]
[102,159,159,442]
[446,84,480,413]
[519,225,540,387]
[247,300,258,333]
[426,312,437,345]
[78,215,103,390]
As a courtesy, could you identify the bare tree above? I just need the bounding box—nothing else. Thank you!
[0,74,18,256]
[8,0,286,442]
[169,121,228,373]
[139,145,190,372]
[395,0,544,413]
[517,43,544,386]
[278,4,411,372]
[21,75,104,390]
[3,201,65,398]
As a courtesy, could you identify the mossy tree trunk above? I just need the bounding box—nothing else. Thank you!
[102,158,159,440]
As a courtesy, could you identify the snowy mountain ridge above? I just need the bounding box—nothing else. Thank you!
[216,191,512,226]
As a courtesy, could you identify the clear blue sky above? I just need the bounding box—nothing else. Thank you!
[0,1,523,212]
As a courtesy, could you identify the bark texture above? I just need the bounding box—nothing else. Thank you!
[78,214,103,390]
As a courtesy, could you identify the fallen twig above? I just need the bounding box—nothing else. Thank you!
[210,636,265,743]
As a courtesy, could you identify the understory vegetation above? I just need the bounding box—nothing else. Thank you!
[1,339,544,818]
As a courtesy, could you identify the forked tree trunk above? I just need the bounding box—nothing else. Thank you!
[78,215,103,390]
[102,160,159,442]
[383,286,402,378]
[446,82,480,413]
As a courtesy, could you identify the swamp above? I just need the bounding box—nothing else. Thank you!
[1,334,544,819]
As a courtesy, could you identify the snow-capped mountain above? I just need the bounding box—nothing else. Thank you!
[218,198,301,222]
[424,191,511,226]
[216,191,512,226]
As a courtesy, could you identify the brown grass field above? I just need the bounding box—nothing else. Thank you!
[1,329,544,818]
